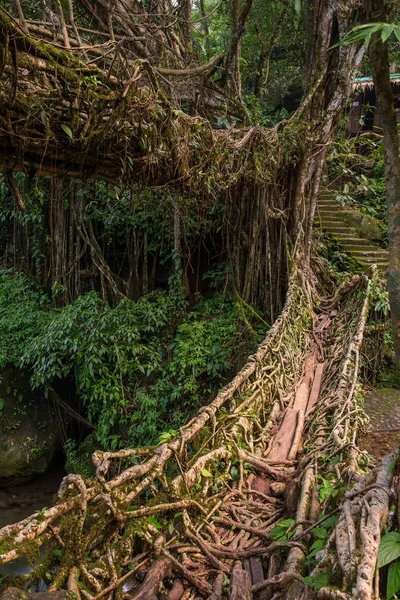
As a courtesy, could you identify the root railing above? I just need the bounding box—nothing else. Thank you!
[0,268,389,600]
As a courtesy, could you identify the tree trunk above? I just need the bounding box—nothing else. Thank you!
[366,0,400,367]
[223,0,254,98]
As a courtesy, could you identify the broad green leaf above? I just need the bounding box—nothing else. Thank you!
[201,468,213,478]
[61,124,73,140]
[394,26,400,43]
[307,539,325,559]
[378,532,400,568]
[320,514,338,529]
[294,0,301,14]
[387,560,400,600]
[279,519,296,528]
[268,526,286,540]
[311,527,328,539]
[310,539,325,551]
[381,24,394,42]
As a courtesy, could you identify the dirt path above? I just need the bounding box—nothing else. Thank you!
[360,387,400,460]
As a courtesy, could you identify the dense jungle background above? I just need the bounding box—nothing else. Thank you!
[1,0,400,599]
[0,0,397,470]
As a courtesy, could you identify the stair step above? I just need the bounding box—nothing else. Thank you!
[351,252,388,259]
[343,245,386,253]
[328,236,373,246]
[317,191,388,270]
[322,225,354,233]
[344,244,383,251]
[361,260,388,268]
[320,216,347,223]
[327,231,370,240]
[357,255,388,263]
[320,220,354,228]
[319,217,345,223]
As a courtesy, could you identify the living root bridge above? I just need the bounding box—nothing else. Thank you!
[0,268,380,599]
[0,8,302,189]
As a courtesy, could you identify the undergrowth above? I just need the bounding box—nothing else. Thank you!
[0,269,268,453]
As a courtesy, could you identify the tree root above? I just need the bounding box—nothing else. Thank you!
[0,270,381,600]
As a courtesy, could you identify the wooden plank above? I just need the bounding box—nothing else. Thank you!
[268,408,298,461]
[244,558,252,578]
[306,362,325,414]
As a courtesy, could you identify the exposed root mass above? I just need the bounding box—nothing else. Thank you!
[0,268,391,600]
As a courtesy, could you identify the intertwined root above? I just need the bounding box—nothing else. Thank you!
[0,269,385,600]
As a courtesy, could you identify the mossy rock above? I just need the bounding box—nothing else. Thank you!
[0,368,59,487]
[340,208,383,241]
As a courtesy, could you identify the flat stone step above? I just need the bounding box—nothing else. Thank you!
[356,254,388,263]
[361,260,388,269]
[319,217,350,225]
[327,235,373,246]
[318,208,341,215]
[351,252,388,260]
[321,225,354,232]
[318,191,388,270]
[327,231,370,240]
[343,244,386,253]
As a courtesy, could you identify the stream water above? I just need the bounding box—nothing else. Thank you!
[0,464,64,580]
[0,463,64,529]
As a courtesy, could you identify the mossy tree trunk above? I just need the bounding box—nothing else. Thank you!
[366,0,400,367]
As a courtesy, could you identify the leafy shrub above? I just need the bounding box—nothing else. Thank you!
[0,270,50,369]
[0,270,267,450]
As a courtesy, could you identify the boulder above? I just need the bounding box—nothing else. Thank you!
[0,368,59,487]
[340,208,383,241]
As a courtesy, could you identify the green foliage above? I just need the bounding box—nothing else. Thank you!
[61,124,73,140]
[0,270,267,450]
[331,22,400,50]
[370,277,390,317]
[378,533,400,569]
[303,572,330,592]
[387,562,400,600]
[64,435,98,477]
[269,518,295,541]
[0,270,50,369]
[327,135,388,247]
[307,514,338,561]
[313,230,363,274]
[379,533,400,599]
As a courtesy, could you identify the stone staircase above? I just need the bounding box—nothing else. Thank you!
[316,191,389,272]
